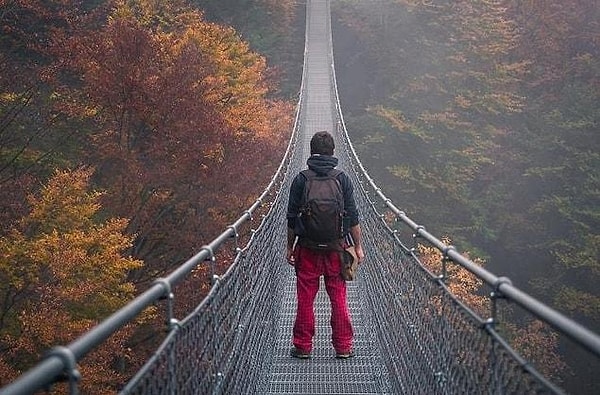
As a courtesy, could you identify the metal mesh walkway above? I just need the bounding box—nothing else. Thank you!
[261,1,390,392]
[263,274,389,394]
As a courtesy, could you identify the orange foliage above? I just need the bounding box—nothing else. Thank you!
[0,0,293,390]
[418,240,566,381]
[510,320,567,381]
[0,168,143,391]
[418,239,487,317]
[59,0,292,277]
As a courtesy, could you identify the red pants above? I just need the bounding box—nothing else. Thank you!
[293,246,353,354]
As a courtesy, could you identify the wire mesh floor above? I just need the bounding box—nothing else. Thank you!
[262,266,391,394]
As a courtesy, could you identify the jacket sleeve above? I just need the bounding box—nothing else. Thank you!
[339,172,359,229]
[287,174,305,229]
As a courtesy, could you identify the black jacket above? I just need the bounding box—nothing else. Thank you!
[286,154,359,236]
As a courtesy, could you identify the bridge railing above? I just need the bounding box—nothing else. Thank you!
[340,112,600,359]
[0,88,303,395]
[329,35,600,393]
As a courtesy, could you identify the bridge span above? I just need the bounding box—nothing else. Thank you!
[2,0,600,394]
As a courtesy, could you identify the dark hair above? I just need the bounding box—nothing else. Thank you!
[310,131,335,155]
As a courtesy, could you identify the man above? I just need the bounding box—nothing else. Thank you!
[286,130,365,359]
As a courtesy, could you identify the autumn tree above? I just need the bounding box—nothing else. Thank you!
[0,168,142,392]
[0,0,91,231]
[509,320,567,382]
[58,0,292,285]
[0,0,295,390]
[418,239,487,317]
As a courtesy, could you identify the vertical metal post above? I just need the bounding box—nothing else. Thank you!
[45,347,80,395]
[411,225,425,254]
[489,277,512,328]
[151,278,179,395]
[440,245,456,284]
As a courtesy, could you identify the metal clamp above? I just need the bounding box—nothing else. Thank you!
[489,276,513,327]
[45,346,80,395]
[153,278,175,328]
[152,277,172,300]
[492,276,512,298]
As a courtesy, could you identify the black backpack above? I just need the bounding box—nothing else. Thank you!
[298,169,345,249]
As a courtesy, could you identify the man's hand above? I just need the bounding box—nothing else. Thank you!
[349,224,365,263]
[286,246,296,266]
[354,244,365,263]
[287,228,297,266]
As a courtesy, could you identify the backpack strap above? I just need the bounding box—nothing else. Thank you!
[301,168,342,179]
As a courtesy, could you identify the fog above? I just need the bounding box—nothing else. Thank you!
[331,1,599,393]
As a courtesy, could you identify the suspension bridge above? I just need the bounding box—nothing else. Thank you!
[2,0,600,394]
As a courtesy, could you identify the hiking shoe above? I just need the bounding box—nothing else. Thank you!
[335,350,355,359]
[290,347,311,359]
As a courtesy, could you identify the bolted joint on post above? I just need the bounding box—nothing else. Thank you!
[168,318,181,331]
[411,225,425,253]
[489,276,513,328]
[45,346,81,395]
[491,276,513,299]
[152,278,172,301]
[152,278,175,328]
[442,245,456,261]
[227,225,240,252]
[200,245,217,285]
[483,317,496,330]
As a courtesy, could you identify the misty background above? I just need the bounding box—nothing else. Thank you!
[330,1,599,392]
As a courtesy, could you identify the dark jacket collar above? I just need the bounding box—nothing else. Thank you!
[307,154,338,175]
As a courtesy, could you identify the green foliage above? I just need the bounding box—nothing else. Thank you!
[555,287,600,318]
[194,0,303,98]
[333,0,600,335]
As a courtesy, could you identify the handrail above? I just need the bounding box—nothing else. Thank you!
[331,58,600,360]
[0,92,303,395]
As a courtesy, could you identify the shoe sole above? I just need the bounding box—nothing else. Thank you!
[290,348,311,359]
[291,353,310,359]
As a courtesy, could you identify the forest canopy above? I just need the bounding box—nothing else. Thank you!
[332,2,598,390]
[332,0,599,355]
[0,0,298,391]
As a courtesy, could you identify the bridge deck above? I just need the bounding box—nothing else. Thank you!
[264,273,389,394]
[260,1,390,393]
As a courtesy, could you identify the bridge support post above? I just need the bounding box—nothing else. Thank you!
[44,346,81,395]
[488,276,513,328]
